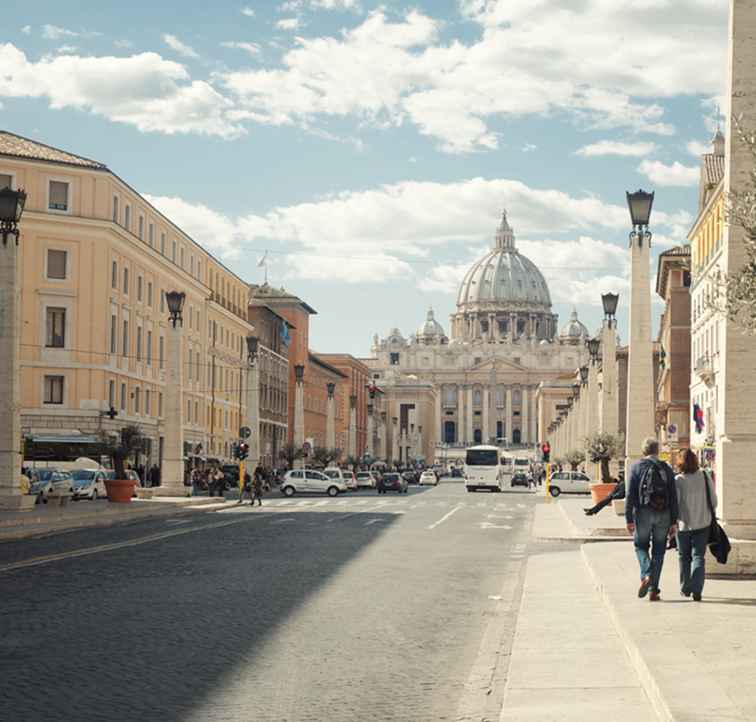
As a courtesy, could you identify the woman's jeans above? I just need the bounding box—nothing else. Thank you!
[634,508,672,592]
[677,527,709,596]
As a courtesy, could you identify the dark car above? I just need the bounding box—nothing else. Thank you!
[511,471,529,488]
[402,470,418,484]
[451,467,464,478]
[378,472,408,494]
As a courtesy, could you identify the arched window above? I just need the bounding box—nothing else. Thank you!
[444,421,456,444]
[512,429,522,444]
[443,386,456,406]
[474,429,483,444]
[513,389,521,404]
[474,389,482,406]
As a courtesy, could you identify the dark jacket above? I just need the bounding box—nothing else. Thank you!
[625,456,679,524]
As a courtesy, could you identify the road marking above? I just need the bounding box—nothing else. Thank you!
[479,522,512,530]
[365,518,386,526]
[427,504,464,530]
[313,500,329,507]
[270,518,295,524]
[0,516,256,574]
[165,519,191,525]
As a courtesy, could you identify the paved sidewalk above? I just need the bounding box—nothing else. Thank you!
[0,496,227,541]
[583,543,756,722]
[499,551,656,721]
[533,496,630,542]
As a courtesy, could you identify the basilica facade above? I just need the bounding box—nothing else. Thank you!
[365,211,590,460]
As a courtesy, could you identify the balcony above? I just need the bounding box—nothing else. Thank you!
[694,354,714,386]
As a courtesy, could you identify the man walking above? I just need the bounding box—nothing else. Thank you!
[252,465,264,507]
[238,470,253,504]
[625,438,678,601]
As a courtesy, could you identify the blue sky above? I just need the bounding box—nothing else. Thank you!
[1,0,728,355]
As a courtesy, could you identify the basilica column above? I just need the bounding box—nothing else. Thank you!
[482,387,490,445]
[488,313,496,343]
[457,385,465,444]
[529,390,537,443]
[466,385,474,443]
[505,387,513,445]
[434,388,442,446]
[509,313,517,342]
[521,387,529,445]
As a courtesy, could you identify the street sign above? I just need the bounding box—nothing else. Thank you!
[239,426,251,439]
[667,423,679,443]
[302,441,312,457]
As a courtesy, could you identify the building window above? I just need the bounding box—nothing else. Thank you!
[160,290,165,314]
[113,195,119,223]
[148,223,154,247]
[123,267,129,295]
[188,347,192,379]
[145,390,151,416]
[180,247,184,268]
[124,205,131,230]
[122,320,129,357]
[172,240,176,262]
[197,261,202,281]
[158,392,163,417]
[147,331,152,365]
[44,375,64,404]
[190,256,195,276]
[108,380,115,408]
[390,352,400,365]
[110,314,117,353]
[138,215,144,240]
[137,276,143,302]
[0,173,12,189]
[135,388,141,414]
[160,233,166,255]
[46,307,66,348]
[147,282,153,307]
[120,383,126,411]
[111,261,118,289]
[48,181,69,211]
[136,327,142,362]
[159,336,164,370]
[47,249,67,280]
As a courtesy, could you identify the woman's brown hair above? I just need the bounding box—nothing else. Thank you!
[678,448,700,474]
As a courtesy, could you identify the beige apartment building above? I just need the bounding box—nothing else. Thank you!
[0,131,254,471]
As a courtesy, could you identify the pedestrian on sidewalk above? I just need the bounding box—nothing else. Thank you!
[584,479,625,516]
[253,466,264,506]
[625,437,678,601]
[675,449,717,602]
[210,467,224,497]
[238,470,253,504]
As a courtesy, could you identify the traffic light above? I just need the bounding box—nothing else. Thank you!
[238,442,249,460]
[541,442,551,463]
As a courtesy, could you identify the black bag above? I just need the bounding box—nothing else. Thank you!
[704,471,730,565]
[639,460,670,512]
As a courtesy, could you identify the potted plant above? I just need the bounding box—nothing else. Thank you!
[585,432,623,506]
[105,425,144,503]
[564,449,586,471]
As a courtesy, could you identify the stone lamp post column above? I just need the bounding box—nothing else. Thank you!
[366,382,377,458]
[0,187,34,511]
[156,290,187,497]
[245,336,260,468]
[599,294,620,437]
[294,363,305,446]
[325,382,336,450]
[624,190,656,470]
[348,395,357,459]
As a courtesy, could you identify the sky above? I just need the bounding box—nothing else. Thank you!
[1,0,729,356]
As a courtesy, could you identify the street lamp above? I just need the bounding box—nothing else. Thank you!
[601,292,619,322]
[587,337,601,364]
[246,335,259,366]
[571,383,580,399]
[626,189,654,246]
[579,366,589,385]
[0,187,27,245]
[294,364,305,383]
[326,382,335,399]
[165,290,185,328]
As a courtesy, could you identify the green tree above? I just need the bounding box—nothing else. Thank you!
[585,432,624,484]
[110,425,145,479]
[564,449,586,472]
[278,442,304,469]
[311,446,341,467]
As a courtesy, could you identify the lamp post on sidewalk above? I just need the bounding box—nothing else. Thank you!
[325,382,336,450]
[598,292,620,438]
[0,187,33,511]
[625,190,656,471]
[245,335,260,469]
[156,290,187,497]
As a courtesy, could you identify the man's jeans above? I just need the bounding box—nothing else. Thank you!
[633,508,672,592]
[677,527,709,596]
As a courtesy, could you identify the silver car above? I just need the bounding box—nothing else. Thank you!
[71,469,108,500]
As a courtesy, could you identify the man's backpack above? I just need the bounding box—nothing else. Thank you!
[639,460,670,512]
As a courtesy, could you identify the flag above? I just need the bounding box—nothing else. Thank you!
[257,250,268,267]
[280,320,291,348]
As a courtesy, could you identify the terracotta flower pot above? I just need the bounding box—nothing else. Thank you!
[590,482,617,506]
[105,478,134,503]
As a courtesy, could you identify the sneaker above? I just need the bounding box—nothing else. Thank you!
[693,593,702,602]
[649,590,661,602]
[680,590,691,598]
[584,508,595,516]
[638,576,651,598]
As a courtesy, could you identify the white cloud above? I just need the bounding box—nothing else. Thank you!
[576,140,656,158]
[285,253,411,283]
[241,6,256,17]
[280,0,360,10]
[522,143,537,153]
[687,139,710,156]
[0,44,242,138]
[162,34,199,59]
[219,3,726,153]
[276,18,302,30]
[21,26,31,35]
[41,25,79,40]
[114,39,134,49]
[57,45,78,55]
[638,159,699,187]
[221,41,261,56]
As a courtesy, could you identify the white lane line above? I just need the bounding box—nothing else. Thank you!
[335,500,349,506]
[313,500,329,507]
[165,519,191,525]
[427,504,464,530]
[479,522,512,530]
[271,517,296,524]
[365,518,386,526]
[0,516,257,574]
[296,500,313,507]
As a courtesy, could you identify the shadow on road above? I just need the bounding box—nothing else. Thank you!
[0,511,399,722]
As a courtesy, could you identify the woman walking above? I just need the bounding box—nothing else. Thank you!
[675,449,717,601]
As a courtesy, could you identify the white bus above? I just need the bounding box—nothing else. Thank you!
[464,445,504,492]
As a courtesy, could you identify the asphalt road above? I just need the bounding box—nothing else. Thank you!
[0,481,559,722]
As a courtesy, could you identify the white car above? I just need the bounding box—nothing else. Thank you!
[281,469,346,497]
[70,469,108,500]
[324,467,357,491]
[419,470,438,486]
[547,471,592,497]
[354,471,378,489]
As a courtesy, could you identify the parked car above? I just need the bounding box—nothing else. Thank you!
[451,467,464,478]
[401,470,418,485]
[222,464,240,490]
[511,471,529,488]
[378,472,408,494]
[419,470,438,486]
[355,471,378,489]
[548,471,592,497]
[324,467,357,491]
[28,468,59,503]
[71,469,108,500]
[280,469,347,497]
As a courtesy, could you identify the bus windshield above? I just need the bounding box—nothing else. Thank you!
[465,449,499,466]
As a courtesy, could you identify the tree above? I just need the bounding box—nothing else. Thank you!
[585,432,624,484]
[110,425,145,479]
[710,115,756,332]
[564,449,585,472]
[345,455,360,472]
[311,446,341,467]
[278,442,304,469]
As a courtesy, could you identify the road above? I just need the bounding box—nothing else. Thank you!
[0,480,564,722]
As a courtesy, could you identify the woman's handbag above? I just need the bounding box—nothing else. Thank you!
[704,471,731,564]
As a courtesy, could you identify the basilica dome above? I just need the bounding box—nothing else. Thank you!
[456,211,552,311]
[560,308,589,341]
[417,308,445,339]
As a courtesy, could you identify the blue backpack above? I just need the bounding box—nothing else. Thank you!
[639,460,670,512]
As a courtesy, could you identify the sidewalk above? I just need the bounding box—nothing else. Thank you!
[499,551,656,721]
[0,496,228,541]
[533,495,630,542]
[583,543,756,722]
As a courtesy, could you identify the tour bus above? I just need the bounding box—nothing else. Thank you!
[464,445,504,492]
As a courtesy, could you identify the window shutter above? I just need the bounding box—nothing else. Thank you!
[47,250,67,279]
[49,181,69,209]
